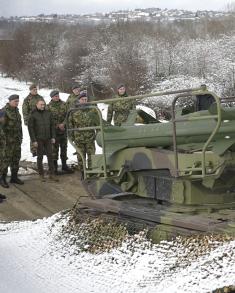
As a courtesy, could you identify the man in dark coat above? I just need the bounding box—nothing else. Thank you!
[28,100,58,182]
[2,95,24,186]
[22,84,45,156]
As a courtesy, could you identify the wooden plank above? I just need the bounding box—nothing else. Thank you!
[79,197,121,213]
[0,185,52,221]
[0,172,87,221]
[78,197,227,232]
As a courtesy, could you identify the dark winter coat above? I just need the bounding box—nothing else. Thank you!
[28,109,55,142]
[22,93,45,125]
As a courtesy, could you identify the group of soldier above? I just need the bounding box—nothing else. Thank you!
[0,82,134,202]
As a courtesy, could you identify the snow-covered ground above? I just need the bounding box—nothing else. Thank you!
[0,76,234,293]
[0,213,234,293]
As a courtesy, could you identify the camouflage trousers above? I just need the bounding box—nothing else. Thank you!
[3,140,21,174]
[0,135,7,176]
[52,134,68,161]
[74,140,95,169]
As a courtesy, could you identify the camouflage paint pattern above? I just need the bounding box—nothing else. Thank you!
[67,87,235,241]
[2,103,22,173]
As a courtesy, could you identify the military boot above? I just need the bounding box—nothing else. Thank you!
[0,193,6,200]
[10,170,24,185]
[39,174,46,182]
[53,160,58,175]
[0,174,9,188]
[61,159,74,174]
[48,174,59,182]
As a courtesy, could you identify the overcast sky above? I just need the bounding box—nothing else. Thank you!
[0,0,232,17]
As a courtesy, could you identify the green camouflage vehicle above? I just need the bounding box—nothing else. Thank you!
[67,85,235,242]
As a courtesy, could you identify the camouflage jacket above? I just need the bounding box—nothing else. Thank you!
[0,122,6,152]
[66,93,79,111]
[3,103,22,143]
[22,93,45,125]
[107,94,135,126]
[47,99,67,136]
[68,106,99,143]
[0,122,6,174]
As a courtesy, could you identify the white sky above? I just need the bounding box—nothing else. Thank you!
[0,0,232,17]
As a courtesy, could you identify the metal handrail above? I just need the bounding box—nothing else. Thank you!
[171,91,222,178]
[85,86,205,106]
[66,85,222,180]
[66,105,107,179]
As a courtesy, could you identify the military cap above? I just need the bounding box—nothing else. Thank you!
[50,90,59,98]
[72,84,81,90]
[0,110,5,118]
[79,91,88,99]
[8,94,19,101]
[117,83,125,90]
[29,84,37,90]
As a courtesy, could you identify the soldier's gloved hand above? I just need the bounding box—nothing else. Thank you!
[51,138,56,144]
[32,141,38,148]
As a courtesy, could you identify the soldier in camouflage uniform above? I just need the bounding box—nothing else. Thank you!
[68,92,99,170]
[107,84,135,126]
[22,84,45,156]
[0,110,8,200]
[66,84,82,111]
[2,95,24,186]
[48,90,73,174]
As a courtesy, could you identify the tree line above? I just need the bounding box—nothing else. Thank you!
[0,13,235,97]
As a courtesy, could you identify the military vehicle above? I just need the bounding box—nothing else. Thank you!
[67,85,235,242]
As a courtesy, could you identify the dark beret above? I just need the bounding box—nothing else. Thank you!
[72,84,81,90]
[50,90,59,98]
[8,94,19,101]
[117,83,125,90]
[79,91,88,99]
[29,84,37,90]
